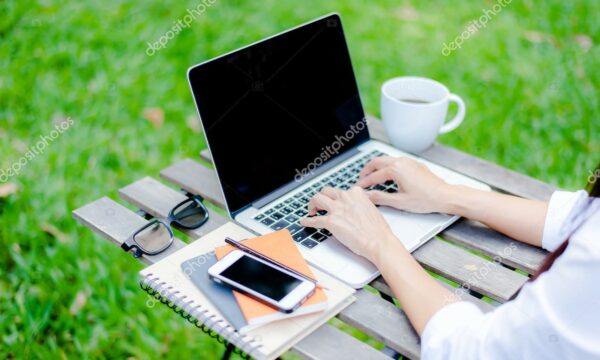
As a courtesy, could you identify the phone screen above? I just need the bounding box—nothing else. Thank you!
[220,255,302,301]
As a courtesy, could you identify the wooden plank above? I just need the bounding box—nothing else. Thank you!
[440,219,547,274]
[118,176,229,240]
[160,159,226,207]
[413,239,526,302]
[72,197,187,264]
[370,277,496,313]
[366,115,556,201]
[292,324,390,360]
[337,290,420,359]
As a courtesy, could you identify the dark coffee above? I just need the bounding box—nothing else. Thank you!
[397,98,430,104]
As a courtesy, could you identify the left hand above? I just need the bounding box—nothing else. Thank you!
[299,186,397,263]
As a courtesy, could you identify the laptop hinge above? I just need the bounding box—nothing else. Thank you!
[251,146,361,210]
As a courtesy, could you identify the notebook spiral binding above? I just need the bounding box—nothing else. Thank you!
[140,273,263,359]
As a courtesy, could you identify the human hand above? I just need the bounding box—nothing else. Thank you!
[299,186,397,263]
[357,156,452,213]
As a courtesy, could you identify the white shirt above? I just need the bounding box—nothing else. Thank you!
[421,190,600,360]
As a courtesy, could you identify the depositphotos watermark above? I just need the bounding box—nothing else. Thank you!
[0,117,75,183]
[146,0,217,56]
[443,242,517,304]
[441,0,512,56]
[294,118,368,182]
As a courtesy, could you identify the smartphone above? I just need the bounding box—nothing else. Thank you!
[208,250,317,313]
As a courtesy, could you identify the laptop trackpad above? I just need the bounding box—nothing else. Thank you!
[378,206,450,250]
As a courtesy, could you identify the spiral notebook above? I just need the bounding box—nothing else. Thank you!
[139,222,356,360]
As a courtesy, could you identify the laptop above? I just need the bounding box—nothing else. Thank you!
[187,13,490,288]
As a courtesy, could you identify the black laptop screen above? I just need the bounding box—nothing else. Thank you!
[188,14,368,214]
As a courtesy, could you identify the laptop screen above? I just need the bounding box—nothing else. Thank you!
[188,14,368,214]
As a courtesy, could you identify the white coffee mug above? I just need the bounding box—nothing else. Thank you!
[381,76,465,153]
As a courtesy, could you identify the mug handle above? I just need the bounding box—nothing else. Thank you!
[439,93,465,134]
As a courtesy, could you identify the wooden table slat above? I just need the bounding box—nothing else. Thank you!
[118,176,228,240]
[72,197,187,264]
[160,159,226,207]
[413,239,526,302]
[440,219,547,274]
[292,324,391,360]
[337,290,420,359]
[370,277,496,313]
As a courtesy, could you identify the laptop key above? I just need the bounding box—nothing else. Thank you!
[271,219,290,231]
[275,203,284,209]
[287,223,302,234]
[321,229,332,236]
[284,198,294,204]
[295,209,308,217]
[254,214,265,221]
[301,239,318,249]
[304,227,317,234]
[285,214,299,223]
[260,218,274,226]
[280,207,293,215]
[265,209,274,215]
[294,192,303,198]
[271,212,284,220]
[311,232,327,242]
[292,229,311,242]
[289,202,301,210]
[340,184,350,190]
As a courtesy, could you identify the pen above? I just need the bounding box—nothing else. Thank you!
[224,237,325,289]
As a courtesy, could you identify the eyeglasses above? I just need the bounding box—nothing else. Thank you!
[121,195,209,258]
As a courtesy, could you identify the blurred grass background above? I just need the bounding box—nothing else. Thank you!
[1,0,598,358]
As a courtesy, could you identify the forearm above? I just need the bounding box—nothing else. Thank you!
[441,185,548,247]
[374,237,455,335]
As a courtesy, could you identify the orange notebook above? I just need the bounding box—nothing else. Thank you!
[215,230,328,326]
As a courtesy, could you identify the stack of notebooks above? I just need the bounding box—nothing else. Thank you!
[140,222,356,360]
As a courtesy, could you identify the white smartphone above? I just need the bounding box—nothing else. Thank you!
[208,250,317,313]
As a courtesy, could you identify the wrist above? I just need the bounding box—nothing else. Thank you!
[370,231,406,266]
[438,184,467,215]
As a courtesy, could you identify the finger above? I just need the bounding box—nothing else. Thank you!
[320,186,341,198]
[359,156,395,178]
[367,190,404,208]
[307,193,336,215]
[356,167,393,188]
[300,215,330,229]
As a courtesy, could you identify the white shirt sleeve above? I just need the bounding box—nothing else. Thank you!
[541,190,589,251]
[420,191,600,360]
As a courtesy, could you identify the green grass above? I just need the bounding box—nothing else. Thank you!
[1,0,598,358]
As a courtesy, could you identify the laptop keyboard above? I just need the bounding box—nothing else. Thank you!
[253,150,398,249]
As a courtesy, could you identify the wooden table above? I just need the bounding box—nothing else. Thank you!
[73,116,555,359]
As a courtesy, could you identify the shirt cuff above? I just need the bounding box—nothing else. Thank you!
[542,190,588,252]
[421,301,484,357]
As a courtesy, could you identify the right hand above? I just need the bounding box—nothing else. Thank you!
[356,156,453,214]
